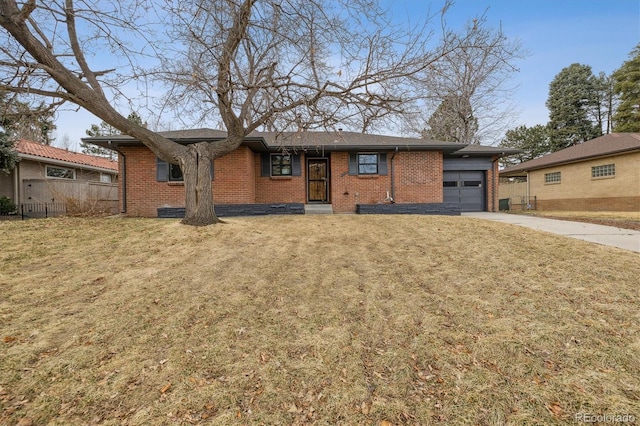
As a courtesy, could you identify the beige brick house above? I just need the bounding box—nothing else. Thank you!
[85,129,519,218]
[500,133,640,211]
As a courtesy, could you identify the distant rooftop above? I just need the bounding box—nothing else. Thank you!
[15,139,118,172]
[501,133,640,176]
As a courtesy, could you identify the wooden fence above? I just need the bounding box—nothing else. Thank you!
[22,179,118,214]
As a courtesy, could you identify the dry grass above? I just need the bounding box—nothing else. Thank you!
[1,215,639,425]
[514,211,640,231]
[522,211,640,221]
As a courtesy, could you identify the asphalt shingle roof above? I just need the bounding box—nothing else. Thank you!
[15,139,119,172]
[501,133,640,176]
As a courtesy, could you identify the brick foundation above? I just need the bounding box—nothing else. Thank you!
[537,197,640,212]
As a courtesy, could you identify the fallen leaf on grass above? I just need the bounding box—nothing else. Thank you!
[546,402,564,418]
[160,383,171,393]
[3,336,17,343]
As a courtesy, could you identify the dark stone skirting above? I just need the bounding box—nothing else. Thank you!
[158,203,305,218]
[356,203,460,215]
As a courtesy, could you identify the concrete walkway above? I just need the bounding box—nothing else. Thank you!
[462,212,640,253]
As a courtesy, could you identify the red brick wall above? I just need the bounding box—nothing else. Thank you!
[120,145,256,217]
[395,151,443,204]
[119,146,490,217]
[255,154,306,203]
[487,156,499,212]
[330,151,444,213]
[214,146,256,204]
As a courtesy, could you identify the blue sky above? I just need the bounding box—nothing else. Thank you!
[54,0,640,150]
[435,0,640,128]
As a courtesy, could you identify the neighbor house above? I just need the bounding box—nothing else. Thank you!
[0,139,119,212]
[84,129,519,217]
[500,133,640,211]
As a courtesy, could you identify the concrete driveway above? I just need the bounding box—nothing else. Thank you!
[463,212,640,253]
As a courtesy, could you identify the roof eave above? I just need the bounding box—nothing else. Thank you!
[500,147,640,175]
[18,153,118,174]
[82,136,271,153]
[266,143,468,153]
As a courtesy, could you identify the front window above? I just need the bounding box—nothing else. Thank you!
[544,171,561,184]
[46,165,75,180]
[358,154,379,175]
[100,173,113,183]
[271,154,292,176]
[591,164,615,178]
[169,164,183,181]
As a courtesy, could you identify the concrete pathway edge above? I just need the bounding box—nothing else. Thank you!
[462,212,640,253]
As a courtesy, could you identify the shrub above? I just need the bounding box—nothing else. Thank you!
[0,196,17,214]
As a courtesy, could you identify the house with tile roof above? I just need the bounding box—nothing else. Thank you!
[0,139,119,214]
[500,133,640,211]
[84,129,519,218]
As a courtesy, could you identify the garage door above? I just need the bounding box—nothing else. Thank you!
[443,171,485,212]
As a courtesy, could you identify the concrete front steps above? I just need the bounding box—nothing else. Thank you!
[304,204,334,214]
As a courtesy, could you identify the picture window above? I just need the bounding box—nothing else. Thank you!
[46,165,75,180]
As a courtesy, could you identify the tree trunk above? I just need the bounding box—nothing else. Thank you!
[179,142,219,226]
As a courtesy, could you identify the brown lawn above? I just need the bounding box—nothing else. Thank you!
[512,211,640,231]
[1,215,639,425]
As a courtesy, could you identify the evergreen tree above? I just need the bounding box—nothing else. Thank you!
[0,94,56,144]
[126,111,144,127]
[0,131,18,174]
[81,121,119,158]
[81,112,144,159]
[422,95,479,143]
[611,44,640,132]
[498,125,550,167]
[546,63,602,151]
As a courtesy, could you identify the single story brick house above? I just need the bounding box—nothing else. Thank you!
[84,129,519,217]
[0,139,119,212]
[500,133,640,211]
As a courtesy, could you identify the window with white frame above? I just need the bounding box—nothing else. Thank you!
[46,165,76,179]
[544,171,561,184]
[591,163,615,178]
[100,173,113,183]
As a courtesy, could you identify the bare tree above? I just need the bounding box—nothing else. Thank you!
[408,13,525,144]
[1,92,56,144]
[1,0,473,225]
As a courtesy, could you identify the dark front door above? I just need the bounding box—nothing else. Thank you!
[308,159,329,202]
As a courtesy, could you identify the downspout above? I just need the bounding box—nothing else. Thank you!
[112,144,127,214]
[390,147,398,203]
[526,171,530,209]
[491,153,504,212]
[13,159,20,205]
